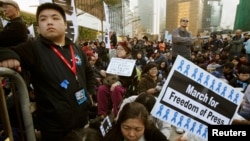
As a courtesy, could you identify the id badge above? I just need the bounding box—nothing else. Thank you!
[74,88,87,105]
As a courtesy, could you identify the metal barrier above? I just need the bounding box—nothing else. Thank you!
[0,67,36,141]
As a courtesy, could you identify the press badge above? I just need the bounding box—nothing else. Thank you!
[74,89,87,105]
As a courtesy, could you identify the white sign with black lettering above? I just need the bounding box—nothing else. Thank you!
[151,55,244,140]
[106,58,136,76]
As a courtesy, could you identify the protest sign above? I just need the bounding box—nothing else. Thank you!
[151,55,244,140]
[106,58,136,76]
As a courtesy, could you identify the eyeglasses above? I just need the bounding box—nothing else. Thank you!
[181,20,189,23]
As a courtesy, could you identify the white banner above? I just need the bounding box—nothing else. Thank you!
[151,55,244,140]
[103,1,111,49]
[39,0,78,42]
[28,24,35,38]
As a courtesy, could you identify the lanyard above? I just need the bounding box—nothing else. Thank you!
[51,45,77,80]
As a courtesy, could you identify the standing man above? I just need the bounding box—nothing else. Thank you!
[0,0,29,128]
[0,0,28,47]
[110,31,117,47]
[227,29,244,60]
[171,18,194,134]
[0,3,96,141]
[171,17,194,62]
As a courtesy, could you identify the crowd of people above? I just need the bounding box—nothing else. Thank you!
[72,16,250,141]
[0,1,250,141]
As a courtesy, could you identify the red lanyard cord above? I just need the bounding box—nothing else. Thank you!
[50,45,77,77]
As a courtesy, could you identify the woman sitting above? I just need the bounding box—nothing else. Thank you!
[97,41,137,118]
[102,102,169,141]
[138,63,163,97]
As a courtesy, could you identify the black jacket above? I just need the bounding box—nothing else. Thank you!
[0,17,28,47]
[0,35,96,132]
[102,121,169,141]
[229,77,250,93]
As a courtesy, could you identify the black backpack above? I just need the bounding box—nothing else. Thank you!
[123,75,139,99]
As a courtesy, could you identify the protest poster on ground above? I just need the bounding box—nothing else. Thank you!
[106,57,136,76]
[151,55,244,140]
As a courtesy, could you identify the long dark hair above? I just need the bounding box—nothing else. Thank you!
[102,102,150,141]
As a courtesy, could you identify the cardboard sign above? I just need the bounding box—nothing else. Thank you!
[151,55,244,140]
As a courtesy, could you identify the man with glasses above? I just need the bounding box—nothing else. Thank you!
[227,29,244,60]
[0,0,28,47]
[0,0,29,129]
[171,17,194,134]
[171,17,194,62]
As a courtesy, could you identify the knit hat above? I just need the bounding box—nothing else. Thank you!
[0,0,20,11]
[142,62,158,75]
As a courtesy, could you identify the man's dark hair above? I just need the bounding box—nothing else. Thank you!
[238,65,250,74]
[135,92,156,112]
[83,42,88,46]
[224,62,235,70]
[36,3,66,23]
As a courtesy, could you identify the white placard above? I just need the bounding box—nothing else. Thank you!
[151,55,244,140]
[106,58,136,76]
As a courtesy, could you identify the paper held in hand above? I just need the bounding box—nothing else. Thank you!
[106,58,136,76]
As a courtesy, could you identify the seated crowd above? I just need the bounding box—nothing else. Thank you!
[75,33,250,140]
[2,32,250,141]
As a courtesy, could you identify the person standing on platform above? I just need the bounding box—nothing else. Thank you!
[171,17,194,63]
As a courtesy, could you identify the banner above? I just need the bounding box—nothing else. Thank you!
[151,55,244,140]
[27,24,35,38]
[39,0,78,42]
[103,1,111,49]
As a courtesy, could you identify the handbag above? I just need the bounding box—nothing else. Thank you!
[102,74,119,86]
